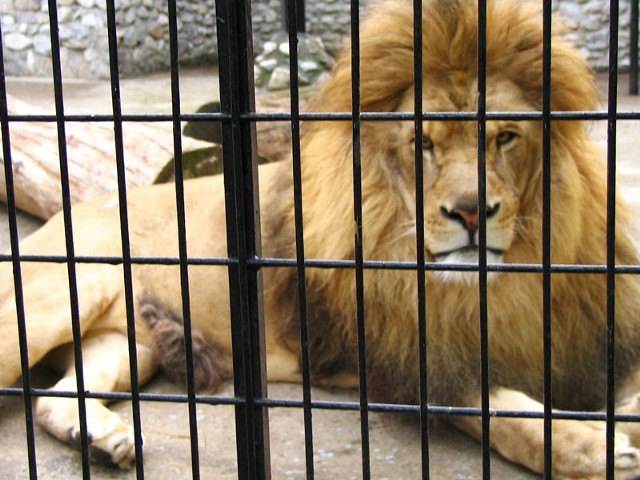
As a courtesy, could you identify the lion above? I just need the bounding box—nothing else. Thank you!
[2,0,640,477]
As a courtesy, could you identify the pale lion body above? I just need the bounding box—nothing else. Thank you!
[2,0,640,477]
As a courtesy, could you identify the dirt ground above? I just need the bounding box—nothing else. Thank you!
[0,70,639,479]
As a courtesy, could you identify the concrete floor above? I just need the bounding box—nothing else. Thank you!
[0,70,639,479]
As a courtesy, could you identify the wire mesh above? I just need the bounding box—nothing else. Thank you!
[0,0,638,479]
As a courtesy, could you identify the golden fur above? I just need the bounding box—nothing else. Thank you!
[3,0,640,477]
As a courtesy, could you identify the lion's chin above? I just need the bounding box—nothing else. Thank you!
[432,248,503,286]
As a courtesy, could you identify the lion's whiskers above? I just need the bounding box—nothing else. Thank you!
[386,220,417,245]
[513,216,538,248]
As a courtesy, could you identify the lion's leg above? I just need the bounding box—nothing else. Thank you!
[35,331,157,468]
[0,263,122,387]
[0,295,77,387]
[0,264,71,386]
[449,388,640,479]
[0,307,31,386]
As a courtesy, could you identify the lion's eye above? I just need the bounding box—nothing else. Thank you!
[422,135,435,152]
[496,131,517,147]
[410,135,435,153]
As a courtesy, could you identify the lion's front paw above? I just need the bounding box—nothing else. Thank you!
[554,422,640,480]
[37,392,142,468]
[613,445,640,480]
[68,418,140,469]
[616,445,640,470]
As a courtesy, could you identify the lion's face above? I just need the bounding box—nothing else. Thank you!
[395,76,542,283]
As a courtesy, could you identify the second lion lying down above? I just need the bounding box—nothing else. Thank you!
[2,0,640,478]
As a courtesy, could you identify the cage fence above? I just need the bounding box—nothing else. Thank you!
[0,0,640,479]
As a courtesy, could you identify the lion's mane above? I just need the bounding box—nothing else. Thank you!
[269,0,640,408]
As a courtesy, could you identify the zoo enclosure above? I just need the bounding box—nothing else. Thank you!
[0,0,639,479]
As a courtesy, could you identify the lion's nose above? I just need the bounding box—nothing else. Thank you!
[440,202,501,232]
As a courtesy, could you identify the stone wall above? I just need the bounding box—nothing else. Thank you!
[252,0,354,57]
[0,0,637,79]
[0,0,218,78]
[1,0,112,78]
[554,0,635,70]
[116,0,217,77]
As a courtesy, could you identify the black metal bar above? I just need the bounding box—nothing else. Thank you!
[281,0,305,33]
[166,0,203,478]
[630,0,638,95]
[0,22,38,480]
[412,1,430,478]
[47,0,92,476]
[104,0,145,476]
[476,1,491,478]
[215,1,271,478]
[285,0,315,478]
[606,1,621,478]
[9,252,640,275]
[349,1,371,478]
[8,251,640,276]
[7,108,640,124]
[541,1,553,478]
[5,381,640,420]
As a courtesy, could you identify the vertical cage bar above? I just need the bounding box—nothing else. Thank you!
[166,0,202,477]
[412,1,430,478]
[285,0,315,478]
[630,0,638,95]
[281,0,305,33]
[104,0,145,475]
[47,0,92,476]
[541,1,553,478]
[605,1,620,477]
[0,23,38,480]
[475,1,491,478]
[215,1,271,478]
[349,1,371,477]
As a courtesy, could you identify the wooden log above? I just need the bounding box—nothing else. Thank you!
[0,98,209,219]
[0,92,302,220]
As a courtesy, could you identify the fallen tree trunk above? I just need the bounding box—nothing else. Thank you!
[0,119,194,219]
[0,94,300,220]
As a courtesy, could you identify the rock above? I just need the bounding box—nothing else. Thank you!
[263,41,278,53]
[258,57,278,72]
[81,11,104,28]
[57,6,74,23]
[267,66,291,90]
[299,60,320,73]
[4,32,32,51]
[14,0,39,12]
[0,0,14,15]
[149,22,167,40]
[254,31,336,91]
[32,34,51,55]
[278,42,290,55]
